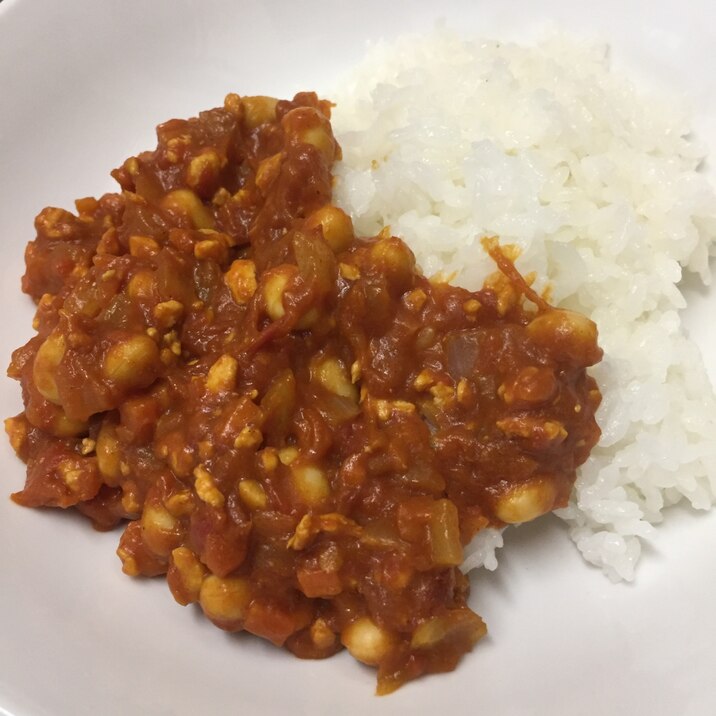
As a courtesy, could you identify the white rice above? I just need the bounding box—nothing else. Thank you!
[331,28,716,581]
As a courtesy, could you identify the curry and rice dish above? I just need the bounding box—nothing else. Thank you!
[5,92,602,692]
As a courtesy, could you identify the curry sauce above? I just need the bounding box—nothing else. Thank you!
[6,92,601,693]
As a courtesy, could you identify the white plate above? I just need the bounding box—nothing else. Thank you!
[1,1,715,714]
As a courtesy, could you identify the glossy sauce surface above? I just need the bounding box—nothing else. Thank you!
[6,92,601,693]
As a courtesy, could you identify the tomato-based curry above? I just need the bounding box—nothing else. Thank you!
[5,92,601,693]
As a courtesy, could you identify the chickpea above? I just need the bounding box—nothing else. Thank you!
[199,575,252,626]
[161,189,214,230]
[281,107,337,163]
[262,265,298,321]
[140,503,179,557]
[96,420,121,483]
[46,406,88,438]
[33,331,66,404]
[223,92,243,118]
[341,617,395,666]
[494,479,557,524]
[526,309,601,367]
[241,96,278,130]
[304,205,354,253]
[102,334,160,391]
[370,237,416,296]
